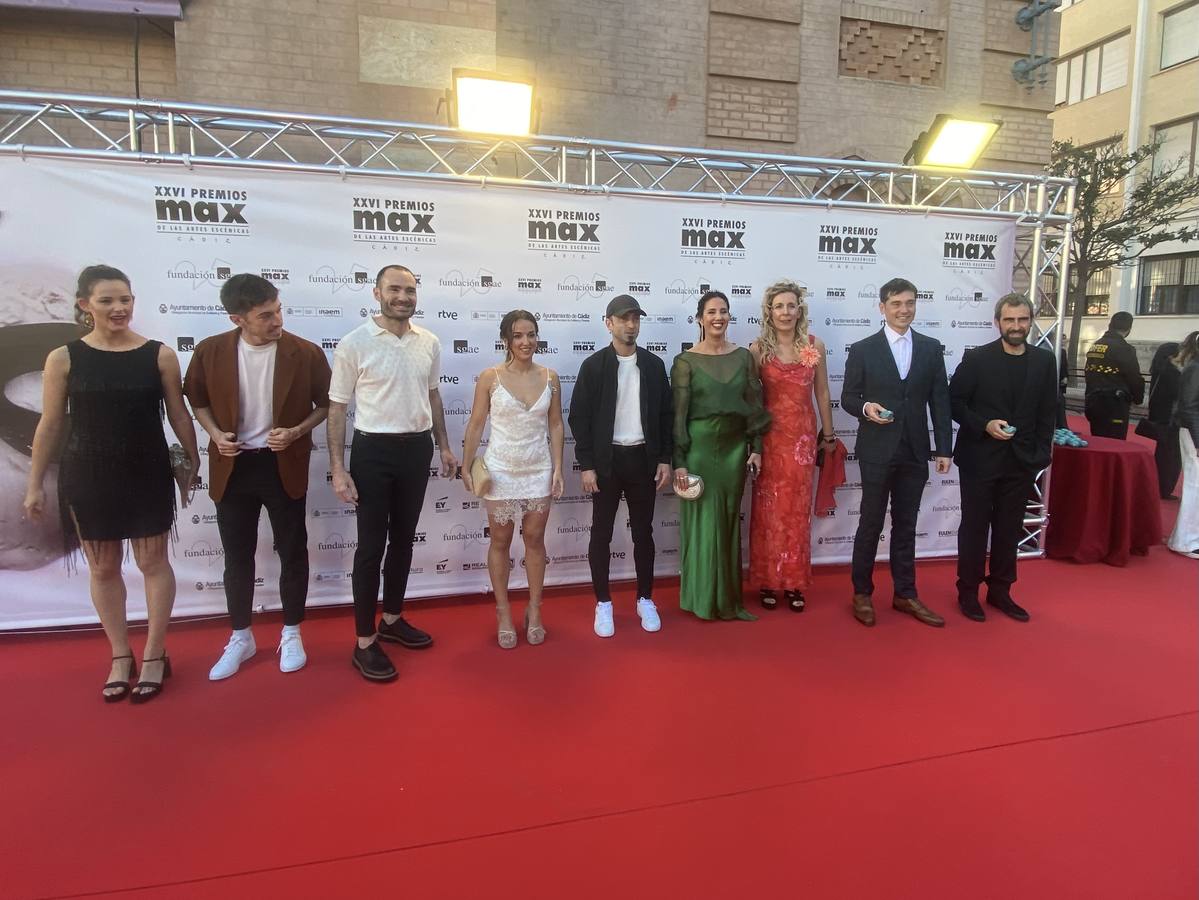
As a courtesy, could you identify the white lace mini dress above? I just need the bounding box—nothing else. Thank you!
[483,372,553,524]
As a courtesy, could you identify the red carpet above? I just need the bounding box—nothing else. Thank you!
[1,498,1195,899]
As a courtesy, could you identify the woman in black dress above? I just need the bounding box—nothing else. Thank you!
[23,266,199,702]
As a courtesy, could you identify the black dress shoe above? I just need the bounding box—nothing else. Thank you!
[986,595,1030,622]
[377,616,433,649]
[958,596,986,622]
[352,641,398,681]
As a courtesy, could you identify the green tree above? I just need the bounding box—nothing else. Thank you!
[1047,138,1199,378]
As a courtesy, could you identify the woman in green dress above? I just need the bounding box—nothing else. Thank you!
[672,290,770,621]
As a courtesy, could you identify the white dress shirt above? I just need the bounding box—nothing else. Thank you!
[328,320,441,433]
[885,325,912,379]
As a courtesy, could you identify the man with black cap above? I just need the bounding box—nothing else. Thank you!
[568,294,673,638]
[1084,311,1144,440]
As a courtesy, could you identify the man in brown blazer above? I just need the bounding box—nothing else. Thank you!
[183,274,331,680]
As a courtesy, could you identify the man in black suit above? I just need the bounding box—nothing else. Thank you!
[949,293,1057,622]
[842,277,953,628]
[568,294,673,638]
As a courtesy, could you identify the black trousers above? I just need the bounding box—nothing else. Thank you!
[215,450,309,631]
[1156,424,1182,497]
[349,430,433,638]
[1085,392,1131,440]
[851,457,927,598]
[956,464,1035,602]
[588,445,657,602]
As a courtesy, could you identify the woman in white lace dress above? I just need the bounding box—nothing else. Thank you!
[462,310,565,648]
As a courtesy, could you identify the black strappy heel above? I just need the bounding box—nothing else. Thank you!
[130,653,172,704]
[103,653,137,703]
[785,591,806,613]
[759,589,778,610]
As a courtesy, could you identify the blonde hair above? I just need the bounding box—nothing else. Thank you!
[754,280,808,364]
[1173,331,1199,369]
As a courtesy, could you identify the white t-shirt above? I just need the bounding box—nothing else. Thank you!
[612,351,645,446]
[328,319,441,433]
[236,337,277,449]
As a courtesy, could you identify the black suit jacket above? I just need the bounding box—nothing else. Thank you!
[949,339,1057,476]
[567,344,673,478]
[841,328,952,465]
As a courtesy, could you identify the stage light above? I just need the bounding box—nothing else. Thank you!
[904,115,1002,169]
[450,69,535,136]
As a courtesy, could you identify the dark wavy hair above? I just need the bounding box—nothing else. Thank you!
[695,289,729,341]
[499,309,538,363]
[75,264,131,329]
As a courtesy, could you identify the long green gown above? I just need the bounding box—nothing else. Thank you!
[671,348,771,620]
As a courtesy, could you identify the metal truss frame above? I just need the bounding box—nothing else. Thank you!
[0,89,1075,556]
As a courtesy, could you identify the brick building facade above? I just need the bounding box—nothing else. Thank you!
[1,0,1056,170]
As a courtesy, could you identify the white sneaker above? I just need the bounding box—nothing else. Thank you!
[594,600,615,638]
[637,598,661,632]
[278,629,307,673]
[208,632,256,681]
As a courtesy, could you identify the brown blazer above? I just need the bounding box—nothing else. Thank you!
[183,329,331,502]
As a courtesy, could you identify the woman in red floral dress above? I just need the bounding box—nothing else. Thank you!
[749,280,836,611]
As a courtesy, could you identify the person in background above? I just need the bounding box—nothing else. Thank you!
[949,293,1057,623]
[183,274,331,681]
[1146,338,1185,499]
[748,280,835,613]
[462,310,565,648]
[23,265,199,702]
[1084,311,1144,440]
[327,264,458,683]
[672,289,770,622]
[1168,334,1199,558]
[568,294,672,638]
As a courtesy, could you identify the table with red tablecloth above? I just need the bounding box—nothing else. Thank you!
[1044,434,1163,566]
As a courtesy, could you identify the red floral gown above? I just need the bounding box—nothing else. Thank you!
[749,344,820,591]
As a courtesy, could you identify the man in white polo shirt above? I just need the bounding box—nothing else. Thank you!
[327,264,458,682]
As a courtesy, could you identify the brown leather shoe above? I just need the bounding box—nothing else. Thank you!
[851,593,875,627]
[892,595,945,627]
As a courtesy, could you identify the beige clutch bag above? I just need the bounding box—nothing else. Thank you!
[469,456,492,499]
[673,474,704,501]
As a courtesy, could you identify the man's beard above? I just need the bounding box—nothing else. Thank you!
[1002,330,1027,347]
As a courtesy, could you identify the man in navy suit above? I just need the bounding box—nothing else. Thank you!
[842,277,953,628]
[949,293,1057,622]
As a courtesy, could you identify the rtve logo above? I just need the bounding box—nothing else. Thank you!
[439,374,459,385]
[438,310,459,320]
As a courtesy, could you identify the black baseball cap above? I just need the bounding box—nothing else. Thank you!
[605,294,646,318]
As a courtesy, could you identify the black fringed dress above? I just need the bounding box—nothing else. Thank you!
[58,339,174,549]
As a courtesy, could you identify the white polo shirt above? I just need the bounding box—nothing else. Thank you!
[328,319,441,434]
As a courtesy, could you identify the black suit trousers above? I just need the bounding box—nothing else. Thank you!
[215,451,309,631]
[955,465,1034,601]
[588,445,657,601]
[851,457,926,598]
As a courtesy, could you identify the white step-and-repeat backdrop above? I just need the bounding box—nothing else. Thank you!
[0,156,1014,627]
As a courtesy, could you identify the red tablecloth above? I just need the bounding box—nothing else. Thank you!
[1044,435,1163,566]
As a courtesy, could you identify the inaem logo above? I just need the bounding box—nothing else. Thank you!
[351,196,436,245]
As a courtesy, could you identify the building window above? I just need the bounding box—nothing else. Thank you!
[1154,116,1199,178]
[1139,253,1199,315]
[1161,2,1199,70]
[1039,268,1111,317]
[1055,33,1129,106]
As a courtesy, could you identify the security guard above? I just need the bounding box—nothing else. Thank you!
[1084,311,1144,439]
